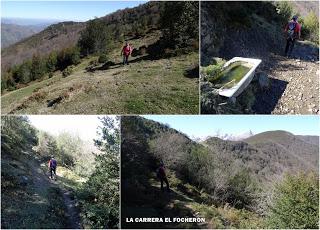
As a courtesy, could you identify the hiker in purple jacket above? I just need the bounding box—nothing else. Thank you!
[48,156,57,180]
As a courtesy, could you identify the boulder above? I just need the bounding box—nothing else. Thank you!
[255,71,270,90]
[19,175,29,186]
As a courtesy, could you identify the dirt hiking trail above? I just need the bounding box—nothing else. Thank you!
[32,161,82,229]
[60,187,82,229]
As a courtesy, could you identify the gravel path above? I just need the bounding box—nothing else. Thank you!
[253,41,319,114]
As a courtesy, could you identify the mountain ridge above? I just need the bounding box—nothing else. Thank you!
[2,1,161,71]
[1,23,50,48]
[121,116,319,228]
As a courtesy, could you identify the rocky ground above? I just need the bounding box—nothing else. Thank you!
[201,41,319,114]
[255,41,319,114]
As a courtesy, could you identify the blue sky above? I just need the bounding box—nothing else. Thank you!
[143,115,320,138]
[2,1,146,21]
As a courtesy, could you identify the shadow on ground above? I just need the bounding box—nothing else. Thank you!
[252,78,288,114]
[122,182,200,229]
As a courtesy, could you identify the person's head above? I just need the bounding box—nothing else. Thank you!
[51,156,54,160]
[292,15,298,22]
[160,162,164,167]
[125,41,128,46]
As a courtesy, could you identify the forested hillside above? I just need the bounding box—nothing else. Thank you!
[1,116,119,229]
[121,116,319,229]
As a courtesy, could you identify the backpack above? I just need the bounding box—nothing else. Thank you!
[50,159,57,168]
[157,167,165,179]
[287,21,297,39]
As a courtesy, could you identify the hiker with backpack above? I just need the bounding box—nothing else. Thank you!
[156,162,170,192]
[284,15,301,57]
[48,156,57,180]
[121,42,133,65]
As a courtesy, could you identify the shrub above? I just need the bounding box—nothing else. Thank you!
[201,58,226,79]
[225,169,257,209]
[62,66,73,77]
[276,1,293,23]
[150,133,190,170]
[302,11,319,43]
[28,91,48,102]
[267,172,319,229]
[57,47,80,70]
[98,54,109,63]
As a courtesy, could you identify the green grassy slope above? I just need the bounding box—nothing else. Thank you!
[1,32,199,114]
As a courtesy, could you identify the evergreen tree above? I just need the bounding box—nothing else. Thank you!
[79,116,120,229]
[31,54,47,80]
[267,172,319,229]
[57,46,80,70]
[46,51,58,73]
[12,60,32,84]
[78,19,111,55]
[160,1,199,47]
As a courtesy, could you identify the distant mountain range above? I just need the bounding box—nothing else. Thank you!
[1,2,162,71]
[195,130,254,142]
[2,17,60,26]
[1,18,61,48]
[204,130,318,183]
[133,116,319,185]
[290,1,319,18]
[2,23,47,48]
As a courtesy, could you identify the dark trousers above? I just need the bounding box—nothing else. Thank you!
[123,55,129,65]
[160,177,170,191]
[285,38,295,56]
[50,167,56,179]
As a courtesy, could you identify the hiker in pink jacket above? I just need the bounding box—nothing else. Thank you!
[121,42,133,65]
